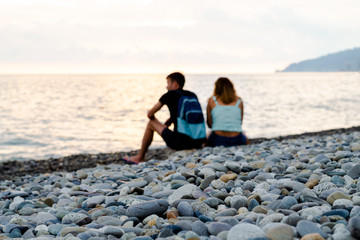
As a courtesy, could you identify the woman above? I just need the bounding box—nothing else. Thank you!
[206,77,249,147]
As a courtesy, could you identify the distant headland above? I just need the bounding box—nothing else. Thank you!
[281,47,360,72]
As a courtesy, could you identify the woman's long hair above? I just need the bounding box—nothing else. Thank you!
[214,77,237,104]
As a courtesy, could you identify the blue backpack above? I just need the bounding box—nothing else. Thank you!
[176,91,206,140]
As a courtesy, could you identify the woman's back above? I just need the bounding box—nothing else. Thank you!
[211,96,242,133]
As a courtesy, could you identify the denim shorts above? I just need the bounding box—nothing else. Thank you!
[161,128,205,150]
[207,132,247,147]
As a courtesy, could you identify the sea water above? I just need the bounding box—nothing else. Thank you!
[1,73,359,161]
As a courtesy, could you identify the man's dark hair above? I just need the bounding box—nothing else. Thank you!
[167,72,185,89]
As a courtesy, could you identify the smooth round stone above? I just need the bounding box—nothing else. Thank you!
[131,237,153,240]
[331,176,345,187]
[163,225,182,234]
[199,215,213,223]
[90,209,114,220]
[48,224,64,235]
[77,170,88,180]
[192,221,209,236]
[35,212,58,225]
[207,222,232,236]
[224,161,241,173]
[227,223,266,240]
[200,175,217,190]
[193,190,205,199]
[62,212,89,224]
[219,217,239,226]
[86,195,105,208]
[22,229,35,239]
[278,196,298,210]
[8,191,29,198]
[204,197,220,208]
[327,192,351,205]
[178,201,194,216]
[9,228,22,238]
[104,226,125,237]
[35,225,48,236]
[333,199,353,207]
[17,201,34,210]
[266,224,294,240]
[255,173,274,181]
[300,207,323,219]
[348,164,360,179]
[252,205,268,214]
[287,213,303,226]
[323,209,349,219]
[347,216,360,239]
[175,220,193,231]
[327,169,347,177]
[126,200,169,218]
[211,179,226,189]
[243,181,255,191]
[191,201,212,216]
[168,184,198,205]
[314,182,337,195]
[9,216,27,225]
[332,225,353,240]
[267,200,281,211]
[315,154,330,163]
[19,207,34,216]
[217,230,228,240]
[184,230,200,239]
[97,216,122,226]
[216,209,237,218]
[3,224,19,233]
[59,227,88,237]
[259,213,285,227]
[231,196,247,210]
[248,199,259,211]
[283,181,305,192]
[305,179,320,189]
[300,233,326,240]
[219,173,237,183]
[351,144,360,152]
[350,206,360,218]
[296,220,327,238]
[319,188,344,200]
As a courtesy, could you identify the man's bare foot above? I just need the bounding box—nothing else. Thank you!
[121,156,143,165]
[128,155,145,164]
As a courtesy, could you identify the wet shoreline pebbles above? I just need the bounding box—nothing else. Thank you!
[1,126,359,181]
[0,126,360,239]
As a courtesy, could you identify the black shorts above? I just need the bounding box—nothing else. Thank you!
[161,128,205,150]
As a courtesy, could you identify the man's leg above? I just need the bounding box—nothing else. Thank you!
[130,118,167,163]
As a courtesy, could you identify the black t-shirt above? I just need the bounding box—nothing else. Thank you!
[159,89,198,132]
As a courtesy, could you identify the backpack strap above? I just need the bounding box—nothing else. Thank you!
[235,98,241,107]
[212,96,219,106]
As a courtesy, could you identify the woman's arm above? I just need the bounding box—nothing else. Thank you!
[206,97,213,128]
[239,97,244,123]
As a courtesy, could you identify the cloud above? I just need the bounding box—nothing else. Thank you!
[0,0,360,73]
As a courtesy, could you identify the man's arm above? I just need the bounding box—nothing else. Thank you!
[164,118,172,126]
[147,101,163,120]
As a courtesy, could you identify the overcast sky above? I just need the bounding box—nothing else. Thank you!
[0,0,359,74]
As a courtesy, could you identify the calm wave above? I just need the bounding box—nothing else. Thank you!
[1,73,360,161]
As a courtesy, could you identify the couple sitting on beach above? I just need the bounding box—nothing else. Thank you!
[124,72,248,164]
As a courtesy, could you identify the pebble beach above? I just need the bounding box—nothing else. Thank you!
[1,127,360,240]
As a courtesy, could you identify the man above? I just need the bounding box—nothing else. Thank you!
[126,72,206,164]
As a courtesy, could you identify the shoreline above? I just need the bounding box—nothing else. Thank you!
[1,125,359,180]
